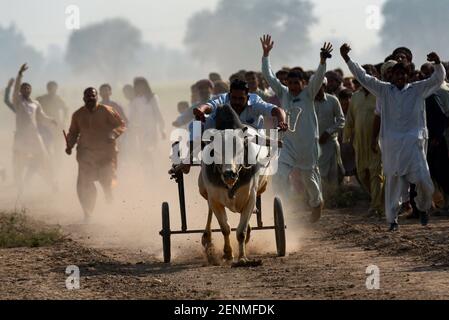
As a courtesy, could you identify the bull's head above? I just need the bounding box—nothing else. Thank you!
[215,128,252,189]
[203,105,260,191]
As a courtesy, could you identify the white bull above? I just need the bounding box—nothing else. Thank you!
[198,105,277,265]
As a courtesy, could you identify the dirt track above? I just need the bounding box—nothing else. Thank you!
[2,204,449,300]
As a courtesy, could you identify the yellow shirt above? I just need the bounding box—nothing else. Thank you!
[343,89,381,170]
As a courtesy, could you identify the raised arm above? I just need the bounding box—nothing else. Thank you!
[4,78,15,113]
[13,64,28,106]
[414,52,446,98]
[308,42,332,99]
[340,44,387,97]
[260,34,287,98]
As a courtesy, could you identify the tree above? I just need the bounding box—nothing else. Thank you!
[0,24,44,84]
[380,0,449,63]
[66,18,143,83]
[184,0,317,73]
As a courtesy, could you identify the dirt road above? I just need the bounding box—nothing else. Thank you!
[2,204,449,300]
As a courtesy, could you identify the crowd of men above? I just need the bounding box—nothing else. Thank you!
[173,35,449,231]
[2,34,449,232]
[2,65,163,222]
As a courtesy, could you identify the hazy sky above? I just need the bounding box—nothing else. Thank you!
[0,0,386,55]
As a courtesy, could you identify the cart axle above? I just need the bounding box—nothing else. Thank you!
[160,225,286,236]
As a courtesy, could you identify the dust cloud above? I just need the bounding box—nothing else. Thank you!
[0,82,305,263]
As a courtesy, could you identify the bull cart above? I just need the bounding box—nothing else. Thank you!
[160,133,287,264]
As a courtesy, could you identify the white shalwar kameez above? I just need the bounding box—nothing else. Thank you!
[262,56,326,208]
[347,59,446,224]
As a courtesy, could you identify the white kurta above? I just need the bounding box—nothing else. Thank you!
[13,97,48,157]
[347,59,446,223]
[315,93,345,182]
[262,56,326,208]
[347,60,445,177]
[262,56,326,171]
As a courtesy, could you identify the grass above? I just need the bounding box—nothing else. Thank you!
[0,211,63,248]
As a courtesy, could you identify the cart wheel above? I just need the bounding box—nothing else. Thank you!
[161,202,171,263]
[274,197,286,257]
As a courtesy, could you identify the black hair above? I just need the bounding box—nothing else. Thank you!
[362,64,378,77]
[304,70,315,83]
[392,47,413,62]
[291,66,305,73]
[244,71,257,78]
[391,62,411,75]
[83,87,97,96]
[133,77,154,102]
[325,71,342,83]
[275,69,288,79]
[287,70,304,81]
[229,73,244,83]
[230,79,249,94]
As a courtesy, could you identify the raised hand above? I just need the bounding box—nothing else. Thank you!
[427,52,441,64]
[320,42,333,62]
[18,63,28,75]
[260,34,274,57]
[340,43,352,62]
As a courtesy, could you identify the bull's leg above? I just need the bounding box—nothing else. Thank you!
[201,207,213,247]
[210,201,233,261]
[236,191,257,262]
[245,224,251,244]
[202,207,220,265]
